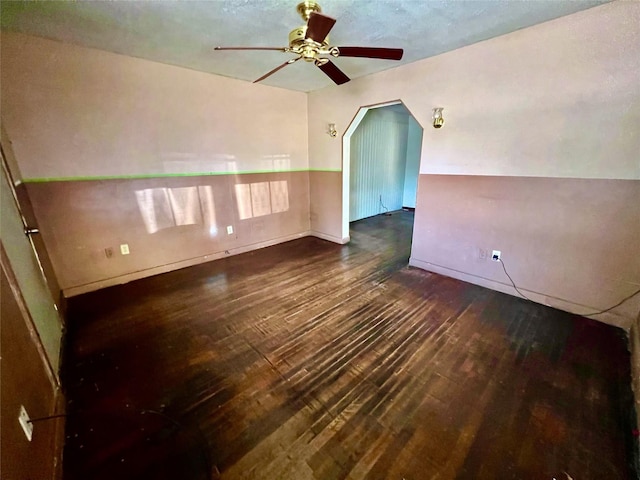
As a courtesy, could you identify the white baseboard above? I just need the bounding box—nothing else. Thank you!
[310,231,350,244]
[408,257,632,330]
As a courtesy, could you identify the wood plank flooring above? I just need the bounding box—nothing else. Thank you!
[63,211,637,479]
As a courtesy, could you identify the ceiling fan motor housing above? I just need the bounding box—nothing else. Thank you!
[215,1,403,85]
[289,26,330,62]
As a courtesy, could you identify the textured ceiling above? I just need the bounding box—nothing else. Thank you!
[1,0,609,92]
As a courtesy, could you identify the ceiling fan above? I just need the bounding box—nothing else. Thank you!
[214,1,403,85]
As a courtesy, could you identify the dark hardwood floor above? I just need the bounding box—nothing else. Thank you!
[63,211,636,479]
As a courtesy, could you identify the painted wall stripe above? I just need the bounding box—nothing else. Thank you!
[22,169,343,183]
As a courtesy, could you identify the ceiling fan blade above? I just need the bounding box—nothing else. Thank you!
[215,46,287,52]
[305,12,336,43]
[254,56,301,83]
[317,60,350,85]
[337,47,404,61]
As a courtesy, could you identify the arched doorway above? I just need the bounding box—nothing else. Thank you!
[341,101,424,241]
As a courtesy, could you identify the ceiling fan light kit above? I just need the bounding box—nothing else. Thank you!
[214,1,403,86]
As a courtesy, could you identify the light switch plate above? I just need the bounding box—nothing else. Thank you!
[120,244,130,255]
[19,405,33,441]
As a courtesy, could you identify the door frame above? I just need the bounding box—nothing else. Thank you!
[0,132,63,311]
[1,140,63,381]
[341,100,424,241]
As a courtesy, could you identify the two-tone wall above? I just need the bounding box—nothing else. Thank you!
[2,3,639,324]
[308,1,640,328]
[2,3,638,476]
[1,33,310,296]
[24,172,309,295]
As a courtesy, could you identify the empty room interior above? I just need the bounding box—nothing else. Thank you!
[1,1,639,479]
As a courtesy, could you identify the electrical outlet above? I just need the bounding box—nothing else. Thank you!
[120,244,130,255]
[226,225,233,235]
[492,250,501,261]
[19,405,33,441]
[479,248,488,261]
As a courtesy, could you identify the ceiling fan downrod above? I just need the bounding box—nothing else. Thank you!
[296,1,322,21]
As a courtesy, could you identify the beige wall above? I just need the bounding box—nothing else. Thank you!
[27,172,310,296]
[410,175,640,329]
[1,32,308,179]
[307,1,640,325]
[308,1,640,179]
[309,171,344,243]
[1,32,312,295]
[1,3,637,471]
[2,3,639,321]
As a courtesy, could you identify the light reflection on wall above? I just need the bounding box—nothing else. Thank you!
[135,186,217,235]
[235,181,289,220]
[260,154,291,172]
[161,153,293,174]
[161,152,238,175]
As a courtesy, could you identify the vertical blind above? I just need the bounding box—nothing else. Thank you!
[350,108,409,221]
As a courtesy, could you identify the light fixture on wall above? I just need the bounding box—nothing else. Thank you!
[432,108,444,129]
[327,123,337,137]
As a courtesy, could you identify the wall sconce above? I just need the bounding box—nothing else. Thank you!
[432,108,444,129]
[327,123,337,138]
